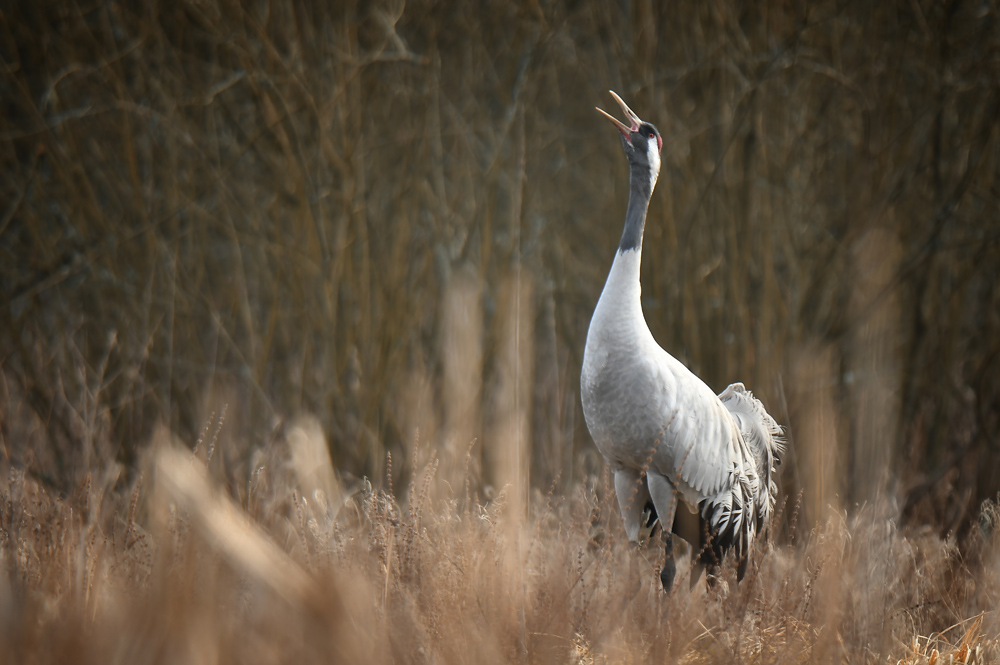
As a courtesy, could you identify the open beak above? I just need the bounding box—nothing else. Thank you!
[596,91,641,139]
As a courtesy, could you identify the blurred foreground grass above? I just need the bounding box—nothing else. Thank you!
[1,419,999,663]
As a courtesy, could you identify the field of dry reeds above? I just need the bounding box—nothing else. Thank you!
[2,0,1000,662]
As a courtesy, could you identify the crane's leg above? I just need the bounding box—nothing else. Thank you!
[614,468,651,543]
[646,472,679,592]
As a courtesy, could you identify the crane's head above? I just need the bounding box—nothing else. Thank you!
[596,91,662,186]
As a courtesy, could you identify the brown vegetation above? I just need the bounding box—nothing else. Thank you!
[2,0,1000,661]
[1,421,999,663]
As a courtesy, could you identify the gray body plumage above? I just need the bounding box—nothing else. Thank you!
[581,93,783,583]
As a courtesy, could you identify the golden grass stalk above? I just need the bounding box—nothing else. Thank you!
[152,443,312,610]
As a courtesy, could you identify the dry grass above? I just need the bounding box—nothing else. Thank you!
[3,1,1000,661]
[1,419,999,664]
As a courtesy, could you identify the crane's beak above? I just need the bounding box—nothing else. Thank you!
[596,90,641,139]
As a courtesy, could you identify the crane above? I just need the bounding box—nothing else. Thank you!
[580,91,784,591]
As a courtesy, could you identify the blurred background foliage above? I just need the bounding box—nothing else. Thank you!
[2,0,998,536]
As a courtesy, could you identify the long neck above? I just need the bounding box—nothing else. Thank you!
[593,161,656,328]
[617,162,654,253]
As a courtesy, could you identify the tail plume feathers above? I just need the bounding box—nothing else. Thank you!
[718,382,784,523]
[699,464,757,571]
[695,383,784,579]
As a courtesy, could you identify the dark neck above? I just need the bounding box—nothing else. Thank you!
[617,162,653,253]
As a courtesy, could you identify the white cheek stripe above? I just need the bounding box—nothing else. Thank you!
[648,137,661,191]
